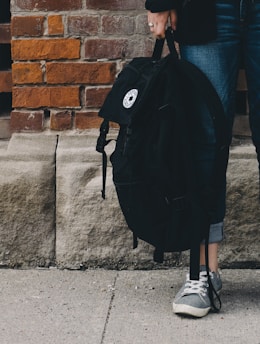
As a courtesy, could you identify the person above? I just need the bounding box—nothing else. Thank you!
[145,0,260,318]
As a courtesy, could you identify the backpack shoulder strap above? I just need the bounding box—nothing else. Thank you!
[96,119,112,199]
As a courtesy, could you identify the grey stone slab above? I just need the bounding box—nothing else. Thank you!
[56,134,170,269]
[0,161,55,267]
[0,134,57,267]
[103,269,260,344]
[56,135,260,269]
[229,142,256,159]
[0,117,11,139]
[0,138,9,154]
[223,156,260,266]
[55,157,158,269]
[5,133,58,161]
[0,269,117,344]
[57,130,117,163]
[1,131,259,269]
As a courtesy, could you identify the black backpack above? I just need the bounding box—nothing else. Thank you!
[96,28,228,307]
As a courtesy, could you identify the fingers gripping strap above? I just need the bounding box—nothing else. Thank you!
[152,37,165,60]
[152,27,179,60]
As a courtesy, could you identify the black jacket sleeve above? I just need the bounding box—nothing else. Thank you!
[145,0,180,12]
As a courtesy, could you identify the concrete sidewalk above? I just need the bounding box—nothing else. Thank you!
[0,268,259,344]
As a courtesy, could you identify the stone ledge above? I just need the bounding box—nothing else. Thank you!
[0,133,57,268]
[0,132,259,268]
[4,133,58,161]
[229,143,256,159]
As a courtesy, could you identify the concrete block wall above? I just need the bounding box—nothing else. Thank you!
[10,0,153,132]
[0,133,259,269]
[0,134,57,267]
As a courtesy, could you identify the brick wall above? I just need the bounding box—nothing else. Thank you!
[0,0,12,138]
[10,0,153,132]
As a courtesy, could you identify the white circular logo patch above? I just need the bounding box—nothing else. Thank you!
[123,89,138,109]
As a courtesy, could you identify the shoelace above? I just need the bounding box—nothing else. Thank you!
[182,271,211,297]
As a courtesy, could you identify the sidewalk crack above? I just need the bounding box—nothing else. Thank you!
[53,134,59,265]
[100,272,119,344]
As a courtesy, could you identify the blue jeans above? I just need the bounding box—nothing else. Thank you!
[180,0,260,243]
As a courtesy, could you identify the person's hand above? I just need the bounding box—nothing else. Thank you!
[147,10,177,39]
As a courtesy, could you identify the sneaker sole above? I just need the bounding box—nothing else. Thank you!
[172,303,211,318]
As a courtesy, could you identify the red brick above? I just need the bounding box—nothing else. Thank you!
[68,15,99,36]
[85,38,128,59]
[85,87,111,108]
[136,14,151,35]
[0,24,11,44]
[12,39,80,61]
[11,16,44,37]
[14,0,82,11]
[75,111,102,129]
[126,37,154,58]
[10,110,44,132]
[0,71,12,92]
[48,15,64,36]
[50,111,72,130]
[85,37,154,60]
[86,0,143,10]
[12,87,80,108]
[46,62,116,84]
[12,63,43,84]
[101,15,135,35]
[75,111,118,129]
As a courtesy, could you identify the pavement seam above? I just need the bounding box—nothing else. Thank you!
[53,134,59,264]
[100,272,119,344]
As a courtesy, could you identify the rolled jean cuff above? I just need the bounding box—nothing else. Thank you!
[201,221,224,244]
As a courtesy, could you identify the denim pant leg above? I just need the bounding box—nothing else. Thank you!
[179,0,242,243]
[243,1,260,166]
